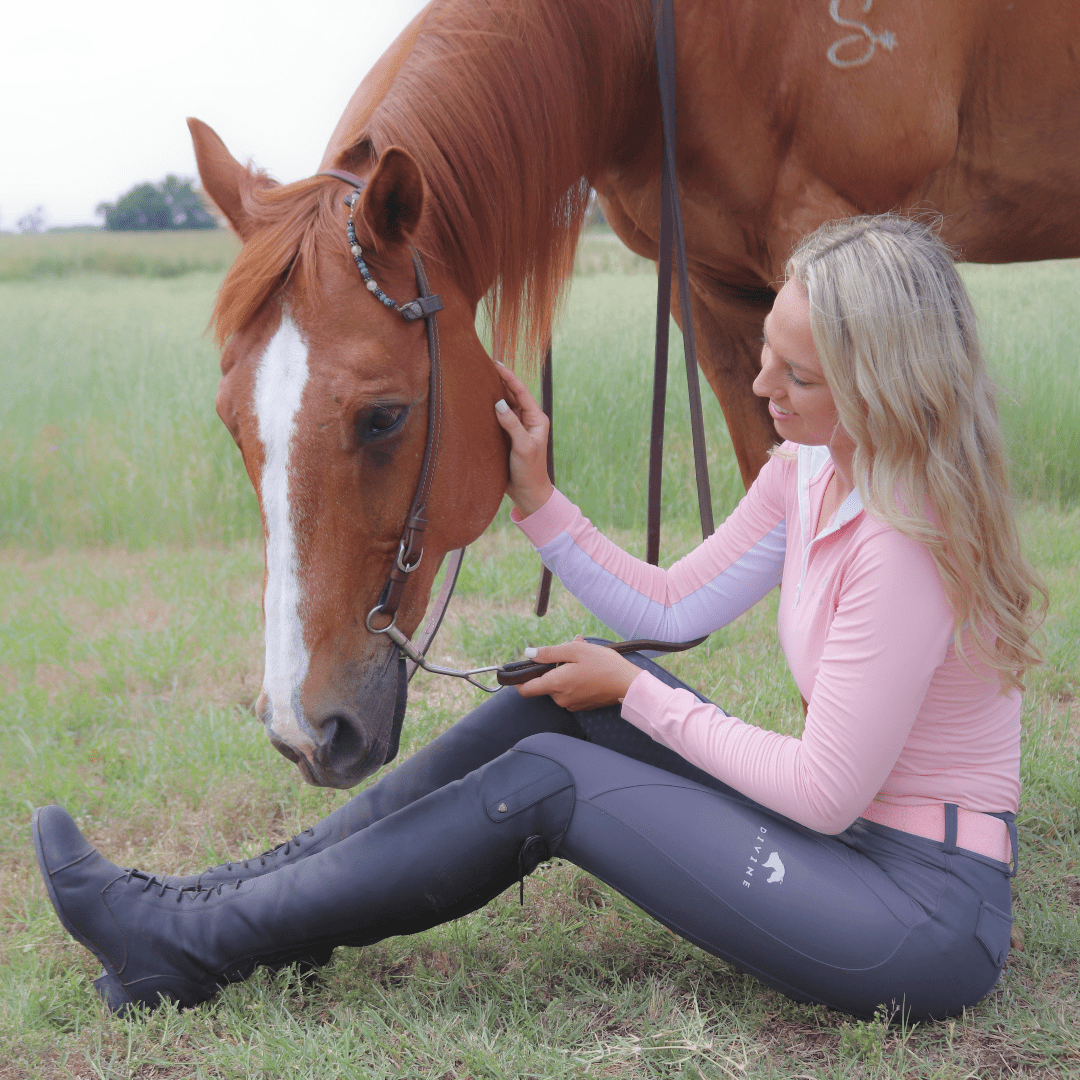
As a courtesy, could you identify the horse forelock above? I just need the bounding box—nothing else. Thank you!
[213,178,342,348]
[216,0,653,372]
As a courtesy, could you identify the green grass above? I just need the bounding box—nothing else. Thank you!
[0,230,239,282]
[0,515,1077,1078]
[961,261,1080,506]
[0,273,256,549]
[1,233,1078,1077]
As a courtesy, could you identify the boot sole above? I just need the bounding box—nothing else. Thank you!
[32,807,137,1013]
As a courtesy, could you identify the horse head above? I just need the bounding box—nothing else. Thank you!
[190,119,508,788]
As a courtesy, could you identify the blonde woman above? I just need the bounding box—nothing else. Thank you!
[34,215,1044,1020]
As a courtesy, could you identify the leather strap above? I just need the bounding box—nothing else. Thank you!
[648,150,673,566]
[533,0,715,607]
[534,344,555,616]
[496,635,707,686]
[650,0,715,562]
[318,167,368,187]
[321,168,461,677]
[373,247,443,623]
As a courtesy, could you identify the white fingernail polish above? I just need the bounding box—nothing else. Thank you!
[495,399,510,414]
[524,647,538,658]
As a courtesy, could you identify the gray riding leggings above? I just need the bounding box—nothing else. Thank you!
[425,649,1016,1021]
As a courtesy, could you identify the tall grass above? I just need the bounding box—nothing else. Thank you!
[0,273,256,548]
[2,233,1078,552]
[961,260,1080,506]
[0,229,239,281]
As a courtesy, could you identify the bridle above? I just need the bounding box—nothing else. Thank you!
[319,168,497,691]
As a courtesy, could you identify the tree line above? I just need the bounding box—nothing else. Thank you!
[97,176,218,231]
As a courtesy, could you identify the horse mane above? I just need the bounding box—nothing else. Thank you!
[213,0,654,367]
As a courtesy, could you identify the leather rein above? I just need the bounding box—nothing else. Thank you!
[318,0,711,692]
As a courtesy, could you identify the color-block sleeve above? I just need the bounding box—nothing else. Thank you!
[512,454,790,642]
[620,527,955,833]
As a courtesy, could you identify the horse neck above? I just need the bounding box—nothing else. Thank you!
[356,0,657,360]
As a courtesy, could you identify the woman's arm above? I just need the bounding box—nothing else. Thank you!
[517,488,786,642]
[494,366,788,643]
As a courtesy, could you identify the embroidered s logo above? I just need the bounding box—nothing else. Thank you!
[764,852,785,884]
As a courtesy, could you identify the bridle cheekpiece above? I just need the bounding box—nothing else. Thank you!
[319,169,507,690]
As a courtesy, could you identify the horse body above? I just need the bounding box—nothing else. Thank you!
[192,0,1080,788]
[596,0,1080,478]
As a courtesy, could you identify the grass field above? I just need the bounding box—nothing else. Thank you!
[0,230,240,283]
[0,230,1078,1078]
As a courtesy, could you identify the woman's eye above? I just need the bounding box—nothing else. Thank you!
[786,371,811,388]
[360,406,406,440]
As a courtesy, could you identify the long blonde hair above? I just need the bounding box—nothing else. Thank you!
[787,215,1045,691]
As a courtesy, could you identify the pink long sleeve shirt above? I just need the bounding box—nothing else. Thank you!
[514,443,1020,851]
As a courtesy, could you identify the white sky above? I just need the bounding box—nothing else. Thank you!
[1,0,429,229]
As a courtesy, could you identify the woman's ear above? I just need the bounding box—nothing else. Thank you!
[358,146,425,250]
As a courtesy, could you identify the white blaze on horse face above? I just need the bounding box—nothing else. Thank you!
[254,315,314,756]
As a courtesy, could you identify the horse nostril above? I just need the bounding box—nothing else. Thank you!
[269,735,302,764]
[313,715,367,776]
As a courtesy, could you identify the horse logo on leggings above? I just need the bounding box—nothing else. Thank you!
[764,852,785,884]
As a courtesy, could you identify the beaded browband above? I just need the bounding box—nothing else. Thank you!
[318,169,443,323]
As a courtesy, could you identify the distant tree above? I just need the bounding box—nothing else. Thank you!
[97,176,217,231]
[17,206,46,234]
[98,183,170,230]
[160,175,217,229]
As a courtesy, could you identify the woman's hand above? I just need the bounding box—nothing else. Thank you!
[515,636,642,711]
[494,363,554,518]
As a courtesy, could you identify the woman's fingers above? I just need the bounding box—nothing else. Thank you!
[494,363,553,516]
[494,398,548,469]
[523,637,586,666]
[516,637,642,710]
[496,363,547,430]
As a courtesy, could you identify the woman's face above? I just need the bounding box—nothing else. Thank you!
[754,278,851,454]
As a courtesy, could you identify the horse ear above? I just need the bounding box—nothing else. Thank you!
[187,117,252,237]
[359,146,425,250]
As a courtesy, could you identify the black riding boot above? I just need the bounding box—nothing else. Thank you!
[154,688,581,893]
[33,743,576,1013]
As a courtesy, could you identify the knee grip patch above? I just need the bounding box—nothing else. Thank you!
[481,751,574,823]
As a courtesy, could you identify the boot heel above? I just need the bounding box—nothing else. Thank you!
[93,968,135,1013]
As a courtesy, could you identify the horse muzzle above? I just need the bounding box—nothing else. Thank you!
[258,655,408,789]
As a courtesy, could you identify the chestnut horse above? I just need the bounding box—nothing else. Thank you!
[192,0,1080,788]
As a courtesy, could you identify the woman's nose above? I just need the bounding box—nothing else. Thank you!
[752,353,773,398]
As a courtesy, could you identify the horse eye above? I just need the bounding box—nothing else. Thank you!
[360,405,406,440]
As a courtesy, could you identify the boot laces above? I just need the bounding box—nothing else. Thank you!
[210,827,315,873]
[123,867,243,902]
